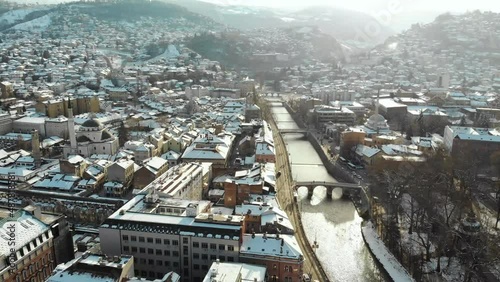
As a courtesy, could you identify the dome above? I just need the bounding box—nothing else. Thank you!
[81,119,102,128]
[365,114,389,130]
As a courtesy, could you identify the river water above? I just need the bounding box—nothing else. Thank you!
[271,102,388,282]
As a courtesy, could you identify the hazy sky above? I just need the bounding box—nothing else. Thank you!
[207,0,500,13]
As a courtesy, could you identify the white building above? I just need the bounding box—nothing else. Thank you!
[202,261,266,282]
[99,191,243,282]
[63,119,119,157]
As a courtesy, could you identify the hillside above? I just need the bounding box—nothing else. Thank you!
[165,0,394,44]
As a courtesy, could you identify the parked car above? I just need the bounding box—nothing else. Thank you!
[302,274,311,282]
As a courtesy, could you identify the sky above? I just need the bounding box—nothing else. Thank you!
[205,0,500,13]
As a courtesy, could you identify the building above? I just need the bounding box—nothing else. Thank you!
[308,105,356,126]
[0,81,13,99]
[255,141,275,163]
[143,162,212,200]
[133,156,169,189]
[443,126,500,161]
[62,118,119,158]
[47,253,135,282]
[99,191,243,282]
[0,206,74,282]
[244,104,261,122]
[181,132,235,169]
[330,101,366,116]
[12,116,46,136]
[107,159,135,189]
[36,96,100,118]
[377,98,408,120]
[239,233,304,282]
[202,261,266,282]
[216,163,275,208]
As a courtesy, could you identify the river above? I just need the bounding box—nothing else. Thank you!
[270,101,388,282]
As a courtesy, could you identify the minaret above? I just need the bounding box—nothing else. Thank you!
[31,130,41,168]
[67,98,77,155]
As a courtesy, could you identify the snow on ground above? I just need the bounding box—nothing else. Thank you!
[400,231,436,257]
[0,7,49,25]
[10,13,52,32]
[362,222,415,282]
[423,257,465,281]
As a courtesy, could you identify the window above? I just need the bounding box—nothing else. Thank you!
[210,255,216,261]
[141,271,147,277]
[157,260,163,266]
[140,258,146,264]
[173,251,179,257]
[193,253,199,259]
[156,249,162,255]
[155,238,161,244]
[273,264,277,269]
[148,248,154,254]
[201,243,208,249]
[210,244,216,250]
[193,264,200,270]
[164,239,170,245]
[172,240,179,246]
[149,271,155,278]
[165,261,170,267]
[131,236,137,242]
[183,257,189,266]
[139,248,145,254]
[219,256,225,262]
[285,266,289,272]
[147,237,153,243]
[227,257,234,262]
[122,235,129,241]
[123,246,129,252]
[201,265,208,271]
[131,247,137,252]
[218,244,225,251]
[201,254,208,260]
[227,245,234,251]
[183,246,189,255]
[148,259,154,265]
[139,237,145,243]
[193,242,199,248]
[173,262,179,267]
[164,250,171,256]
[183,238,188,244]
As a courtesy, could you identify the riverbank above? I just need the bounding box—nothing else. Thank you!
[264,99,330,282]
[361,221,415,282]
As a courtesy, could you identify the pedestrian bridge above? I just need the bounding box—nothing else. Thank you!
[294,181,364,199]
[279,128,308,135]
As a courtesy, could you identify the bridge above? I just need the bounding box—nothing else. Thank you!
[279,128,308,135]
[294,181,365,199]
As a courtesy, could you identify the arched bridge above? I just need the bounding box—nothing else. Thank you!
[294,181,365,199]
[279,128,308,135]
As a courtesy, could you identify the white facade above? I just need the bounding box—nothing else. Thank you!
[99,195,242,282]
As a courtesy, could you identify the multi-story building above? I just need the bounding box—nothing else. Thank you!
[202,261,266,282]
[444,126,500,161]
[108,159,135,189]
[47,252,181,282]
[144,162,212,200]
[133,157,169,189]
[0,205,74,282]
[99,191,244,282]
[239,233,304,282]
[308,105,356,126]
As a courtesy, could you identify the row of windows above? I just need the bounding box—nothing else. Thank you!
[122,235,179,245]
[123,246,179,257]
[192,242,235,251]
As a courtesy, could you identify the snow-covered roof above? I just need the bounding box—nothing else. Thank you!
[240,233,303,260]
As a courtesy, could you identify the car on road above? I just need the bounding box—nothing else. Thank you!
[302,274,311,282]
[354,174,362,179]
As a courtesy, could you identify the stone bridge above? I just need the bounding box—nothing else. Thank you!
[279,128,309,136]
[294,181,365,199]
